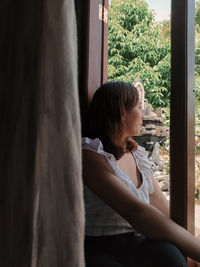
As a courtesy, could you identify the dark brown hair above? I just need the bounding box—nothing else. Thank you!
[83,81,139,159]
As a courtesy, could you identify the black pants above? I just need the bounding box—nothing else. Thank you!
[85,233,187,267]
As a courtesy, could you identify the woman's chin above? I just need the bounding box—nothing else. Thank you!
[133,130,141,136]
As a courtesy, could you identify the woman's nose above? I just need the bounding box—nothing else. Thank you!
[141,111,144,120]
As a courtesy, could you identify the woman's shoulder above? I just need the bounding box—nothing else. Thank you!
[82,137,115,158]
[82,138,117,183]
[82,137,104,152]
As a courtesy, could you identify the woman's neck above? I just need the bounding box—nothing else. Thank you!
[112,135,127,151]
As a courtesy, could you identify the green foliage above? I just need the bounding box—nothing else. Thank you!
[108,0,171,109]
[196,39,200,74]
[162,106,170,127]
[160,20,171,40]
[195,39,200,133]
[196,1,200,31]
[195,157,200,199]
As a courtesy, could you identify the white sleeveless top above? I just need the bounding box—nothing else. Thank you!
[82,137,154,236]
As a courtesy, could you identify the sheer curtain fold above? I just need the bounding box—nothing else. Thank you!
[35,0,84,266]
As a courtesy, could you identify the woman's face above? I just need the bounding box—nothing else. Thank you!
[123,103,143,137]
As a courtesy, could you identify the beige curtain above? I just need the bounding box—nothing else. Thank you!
[0,0,84,266]
[34,0,85,266]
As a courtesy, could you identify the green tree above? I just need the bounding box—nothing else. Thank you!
[196,1,200,31]
[160,19,170,40]
[195,39,200,133]
[195,1,200,133]
[108,0,171,108]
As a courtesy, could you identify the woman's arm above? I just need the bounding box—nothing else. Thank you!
[83,150,200,262]
[149,175,170,216]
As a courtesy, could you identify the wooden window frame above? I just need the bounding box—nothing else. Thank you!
[170,0,195,233]
[77,0,108,126]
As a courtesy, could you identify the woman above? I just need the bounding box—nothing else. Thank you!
[82,81,200,266]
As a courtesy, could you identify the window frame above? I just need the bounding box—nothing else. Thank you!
[170,0,195,234]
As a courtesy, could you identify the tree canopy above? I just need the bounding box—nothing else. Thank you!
[108,0,171,108]
[108,0,200,114]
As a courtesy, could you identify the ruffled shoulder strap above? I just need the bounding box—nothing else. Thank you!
[133,145,154,194]
[82,137,116,168]
[136,145,149,156]
[82,137,104,153]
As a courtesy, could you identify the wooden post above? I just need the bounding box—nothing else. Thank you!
[170,0,195,234]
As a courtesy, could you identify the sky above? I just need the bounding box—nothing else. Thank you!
[145,0,171,21]
[108,0,171,22]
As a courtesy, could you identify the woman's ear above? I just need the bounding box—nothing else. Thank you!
[121,114,126,127]
[121,110,127,122]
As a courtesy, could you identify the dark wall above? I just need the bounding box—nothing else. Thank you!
[75,0,89,129]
